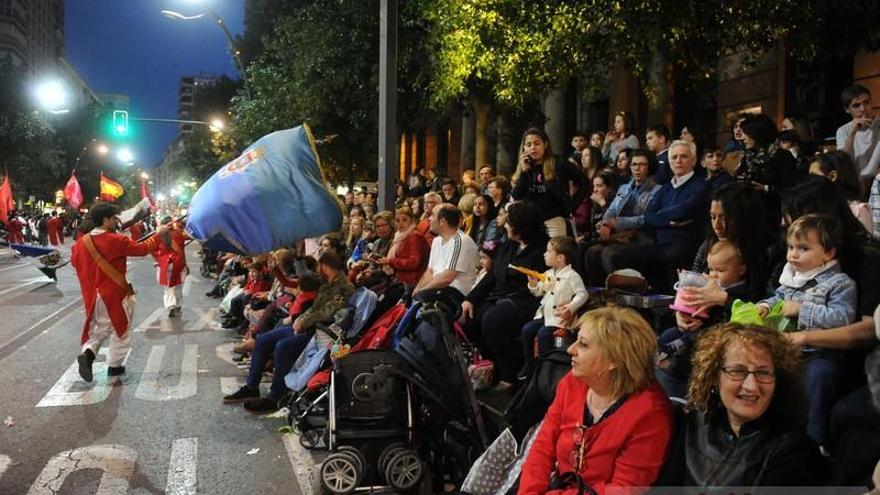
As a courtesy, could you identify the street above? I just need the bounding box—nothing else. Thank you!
[0,244,320,494]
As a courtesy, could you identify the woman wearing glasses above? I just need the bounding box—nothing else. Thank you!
[658,323,825,487]
[519,307,673,494]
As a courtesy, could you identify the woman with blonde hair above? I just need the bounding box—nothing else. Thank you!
[511,127,586,237]
[519,306,673,494]
[658,323,825,487]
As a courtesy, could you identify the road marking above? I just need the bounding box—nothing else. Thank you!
[0,261,29,273]
[36,348,131,407]
[191,307,221,331]
[166,437,198,495]
[283,433,317,495]
[0,279,43,297]
[183,273,193,297]
[0,299,80,361]
[132,306,167,333]
[26,445,137,495]
[0,454,10,480]
[135,344,198,401]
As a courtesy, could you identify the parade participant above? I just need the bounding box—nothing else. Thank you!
[153,216,189,317]
[128,220,145,241]
[71,203,165,382]
[6,214,24,244]
[47,211,63,246]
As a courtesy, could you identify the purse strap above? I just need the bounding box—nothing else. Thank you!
[83,234,132,294]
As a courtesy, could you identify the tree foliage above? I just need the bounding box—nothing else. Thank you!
[231,0,436,183]
[425,0,880,110]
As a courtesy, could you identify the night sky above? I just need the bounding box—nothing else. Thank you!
[66,0,245,169]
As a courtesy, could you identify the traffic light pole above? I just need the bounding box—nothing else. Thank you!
[129,117,220,127]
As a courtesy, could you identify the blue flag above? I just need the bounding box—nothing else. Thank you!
[185,124,343,255]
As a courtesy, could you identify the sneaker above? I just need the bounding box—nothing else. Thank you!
[243,397,279,414]
[223,385,260,404]
[107,366,126,377]
[222,318,241,329]
[77,349,95,383]
[232,352,249,362]
[819,444,831,458]
[515,364,532,382]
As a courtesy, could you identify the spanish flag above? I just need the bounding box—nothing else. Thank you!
[99,173,124,202]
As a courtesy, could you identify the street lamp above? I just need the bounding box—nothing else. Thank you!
[140,172,150,180]
[209,118,225,132]
[96,143,109,155]
[34,79,70,113]
[117,147,135,164]
[161,6,251,98]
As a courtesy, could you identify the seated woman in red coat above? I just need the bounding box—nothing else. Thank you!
[377,206,429,290]
[519,306,674,495]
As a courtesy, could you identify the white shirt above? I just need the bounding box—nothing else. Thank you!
[427,230,478,296]
[670,171,695,189]
[836,119,880,178]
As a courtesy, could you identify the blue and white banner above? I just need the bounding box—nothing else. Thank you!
[185,124,344,255]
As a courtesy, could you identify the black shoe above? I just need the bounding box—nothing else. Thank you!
[107,366,126,377]
[223,385,260,404]
[222,319,241,329]
[243,397,279,414]
[515,364,532,381]
[77,349,95,383]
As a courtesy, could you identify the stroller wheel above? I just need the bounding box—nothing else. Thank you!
[384,449,423,492]
[320,453,361,494]
[300,428,324,450]
[377,442,405,481]
[336,446,366,484]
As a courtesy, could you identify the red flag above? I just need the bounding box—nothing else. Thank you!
[99,173,124,202]
[64,172,83,209]
[140,177,155,208]
[0,176,12,224]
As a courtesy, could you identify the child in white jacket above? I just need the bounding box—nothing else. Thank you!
[518,236,588,379]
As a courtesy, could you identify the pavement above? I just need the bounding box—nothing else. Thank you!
[0,242,322,494]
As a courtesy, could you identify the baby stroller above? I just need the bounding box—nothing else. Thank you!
[319,349,423,494]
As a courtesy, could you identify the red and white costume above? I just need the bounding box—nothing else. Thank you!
[153,228,189,311]
[6,217,24,244]
[47,215,63,246]
[128,221,145,241]
[71,228,160,367]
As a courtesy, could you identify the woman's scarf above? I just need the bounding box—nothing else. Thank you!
[386,224,416,260]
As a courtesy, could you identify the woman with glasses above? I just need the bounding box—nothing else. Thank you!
[657,323,825,487]
[519,307,673,494]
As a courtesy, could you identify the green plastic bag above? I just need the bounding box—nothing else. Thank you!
[730,299,792,332]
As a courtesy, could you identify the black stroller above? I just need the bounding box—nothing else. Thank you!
[316,290,493,493]
[319,349,422,494]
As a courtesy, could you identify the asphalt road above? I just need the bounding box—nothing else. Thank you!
[0,242,320,494]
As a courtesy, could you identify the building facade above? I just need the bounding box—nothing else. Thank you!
[0,0,64,74]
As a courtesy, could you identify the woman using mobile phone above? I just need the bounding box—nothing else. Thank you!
[511,127,586,238]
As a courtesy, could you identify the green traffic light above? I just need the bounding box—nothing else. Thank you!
[112,110,129,137]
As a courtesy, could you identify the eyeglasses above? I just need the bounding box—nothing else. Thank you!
[567,423,590,472]
[720,366,776,383]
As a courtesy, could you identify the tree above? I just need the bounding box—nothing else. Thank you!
[231,0,437,184]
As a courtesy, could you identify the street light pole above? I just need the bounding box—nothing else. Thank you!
[377,0,398,213]
[161,8,252,99]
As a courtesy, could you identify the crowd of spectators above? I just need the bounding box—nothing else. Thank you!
[202,82,880,491]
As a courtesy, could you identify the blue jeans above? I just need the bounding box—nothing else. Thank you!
[246,324,312,400]
[655,326,698,399]
[521,319,557,367]
[804,349,846,444]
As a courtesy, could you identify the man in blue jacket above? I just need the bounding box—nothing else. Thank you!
[608,140,711,292]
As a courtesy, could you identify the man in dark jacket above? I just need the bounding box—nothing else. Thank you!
[609,140,711,292]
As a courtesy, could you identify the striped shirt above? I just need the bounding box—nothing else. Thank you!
[427,230,478,295]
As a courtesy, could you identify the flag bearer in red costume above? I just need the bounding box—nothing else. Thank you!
[47,211,63,246]
[71,203,165,382]
[6,214,24,244]
[153,216,189,317]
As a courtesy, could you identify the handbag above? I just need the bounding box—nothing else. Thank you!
[220,285,244,313]
[461,424,542,495]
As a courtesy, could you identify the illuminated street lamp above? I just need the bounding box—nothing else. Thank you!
[209,118,225,132]
[161,5,251,98]
[34,79,70,113]
[140,172,150,180]
[96,143,109,155]
[117,147,135,164]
